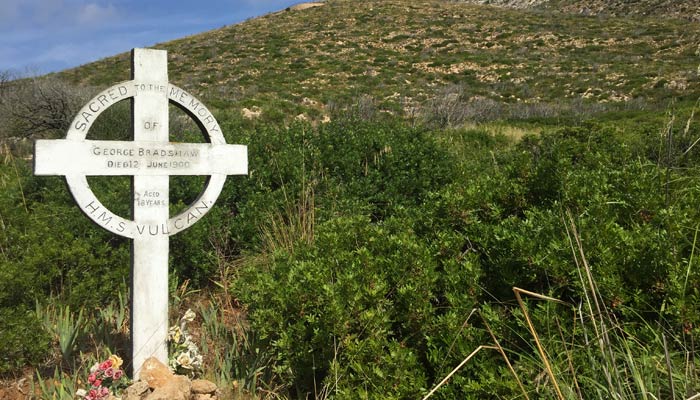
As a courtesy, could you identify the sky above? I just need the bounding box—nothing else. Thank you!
[0,0,303,76]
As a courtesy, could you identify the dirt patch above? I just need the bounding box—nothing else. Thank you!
[0,376,33,400]
[289,2,325,11]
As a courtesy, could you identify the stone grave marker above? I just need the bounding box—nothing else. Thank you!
[34,48,248,378]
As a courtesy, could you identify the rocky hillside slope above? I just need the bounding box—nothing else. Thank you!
[56,0,700,124]
[454,0,700,21]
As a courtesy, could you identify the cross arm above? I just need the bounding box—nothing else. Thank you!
[34,139,248,176]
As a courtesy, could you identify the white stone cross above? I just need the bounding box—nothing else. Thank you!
[34,48,248,378]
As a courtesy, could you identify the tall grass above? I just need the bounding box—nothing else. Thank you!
[33,366,81,400]
[259,181,315,256]
[35,302,85,368]
[423,211,699,399]
[30,288,283,398]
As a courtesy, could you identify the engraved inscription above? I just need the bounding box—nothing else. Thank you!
[88,144,200,169]
[144,121,160,130]
[34,77,248,239]
[85,197,211,236]
[74,85,129,132]
[135,190,166,208]
[133,83,166,93]
[84,200,126,233]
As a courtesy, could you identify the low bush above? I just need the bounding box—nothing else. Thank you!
[236,216,442,397]
[233,119,700,397]
[0,307,51,376]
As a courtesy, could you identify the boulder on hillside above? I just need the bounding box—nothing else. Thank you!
[122,358,219,400]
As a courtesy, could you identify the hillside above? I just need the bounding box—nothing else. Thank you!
[56,0,700,125]
[455,0,700,21]
[5,0,700,398]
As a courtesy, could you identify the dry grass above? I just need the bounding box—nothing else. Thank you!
[55,0,700,125]
[420,209,699,399]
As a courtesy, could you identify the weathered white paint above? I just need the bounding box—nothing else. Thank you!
[131,48,170,381]
[33,48,248,379]
[34,140,247,175]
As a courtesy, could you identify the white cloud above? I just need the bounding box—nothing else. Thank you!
[77,3,118,25]
[0,0,298,74]
[0,1,121,32]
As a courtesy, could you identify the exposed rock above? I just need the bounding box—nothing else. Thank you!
[302,97,319,107]
[453,0,700,21]
[139,357,173,389]
[289,2,325,11]
[145,375,191,400]
[191,379,217,394]
[241,107,262,119]
[123,381,150,400]
[119,374,219,400]
[453,0,547,8]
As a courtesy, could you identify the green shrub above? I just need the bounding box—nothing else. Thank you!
[0,156,130,309]
[236,216,441,397]
[0,307,51,375]
[216,119,457,252]
[230,119,700,396]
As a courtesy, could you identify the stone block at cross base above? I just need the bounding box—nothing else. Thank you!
[122,380,150,400]
[191,379,218,394]
[139,357,174,389]
[145,374,191,400]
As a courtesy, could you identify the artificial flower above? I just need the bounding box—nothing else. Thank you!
[108,354,123,369]
[168,326,182,343]
[182,309,196,322]
[99,360,112,370]
[176,352,193,369]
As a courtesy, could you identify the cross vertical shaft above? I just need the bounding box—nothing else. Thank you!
[33,47,249,380]
[131,48,170,378]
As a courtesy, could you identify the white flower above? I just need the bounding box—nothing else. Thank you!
[187,342,199,353]
[76,388,87,397]
[176,352,194,369]
[182,309,196,322]
[168,326,183,343]
[193,354,203,367]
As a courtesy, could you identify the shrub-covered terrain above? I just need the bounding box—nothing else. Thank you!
[55,0,700,126]
[1,0,700,398]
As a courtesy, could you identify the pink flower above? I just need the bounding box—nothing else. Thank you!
[113,369,123,380]
[88,373,97,384]
[99,360,112,370]
[100,386,110,397]
[88,389,97,398]
[93,379,102,387]
[104,367,114,377]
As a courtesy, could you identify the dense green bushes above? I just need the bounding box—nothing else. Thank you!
[3,107,700,396]
[0,159,130,310]
[232,118,700,397]
[236,216,436,396]
[0,306,51,375]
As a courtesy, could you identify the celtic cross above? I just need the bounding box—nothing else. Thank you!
[34,48,247,378]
